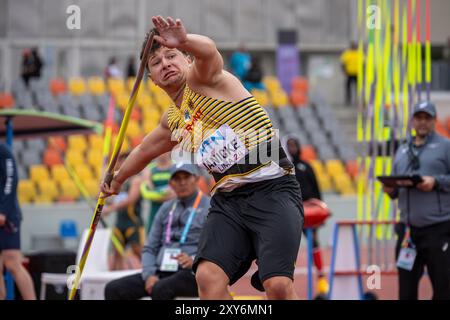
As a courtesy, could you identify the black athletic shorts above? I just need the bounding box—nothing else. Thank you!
[192,174,304,285]
[0,220,21,251]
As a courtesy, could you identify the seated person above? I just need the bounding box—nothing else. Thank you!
[104,164,210,300]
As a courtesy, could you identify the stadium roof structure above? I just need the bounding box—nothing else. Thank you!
[0,109,103,140]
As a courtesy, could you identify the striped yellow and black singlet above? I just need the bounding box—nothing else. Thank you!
[167,84,289,192]
[167,84,274,152]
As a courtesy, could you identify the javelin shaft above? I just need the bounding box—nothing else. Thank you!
[64,160,125,256]
[68,30,155,300]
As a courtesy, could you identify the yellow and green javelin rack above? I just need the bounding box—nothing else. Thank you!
[355,0,432,267]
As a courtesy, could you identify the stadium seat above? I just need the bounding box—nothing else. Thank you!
[87,150,104,168]
[317,174,333,193]
[73,164,94,180]
[251,89,270,107]
[300,145,317,162]
[154,92,171,109]
[68,135,88,153]
[0,92,15,109]
[43,148,63,167]
[115,93,129,110]
[84,179,100,197]
[131,108,142,121]
[137,93,152,108]
[88,135,104,150]
[291,77,309,93]
[271,91,289,108]
[18,180,37,203]
[36,179,59,201]
[125,120,143,139]
[59,179,80,201]
[49,78,67,96]
[30,165,50,183]
[68,77,87,96]
[91,164,103,181]
[51,164,70,183]
[263,76,281,93]
[290,90,308,107]
[65,150,85,167]
[345,160,359,179]
[88,77,106,96]
[107,78,126,96]
[325,159,346,176]
[48,137,67,151]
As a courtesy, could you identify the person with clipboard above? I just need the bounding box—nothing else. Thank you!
[382,101,450,300]
[105,163,210,300]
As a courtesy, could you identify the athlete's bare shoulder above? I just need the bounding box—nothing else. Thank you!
[187,69,251,102]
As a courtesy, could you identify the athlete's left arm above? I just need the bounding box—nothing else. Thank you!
[182,34,224,85]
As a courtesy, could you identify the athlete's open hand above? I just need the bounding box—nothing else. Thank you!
[152,16,188,49]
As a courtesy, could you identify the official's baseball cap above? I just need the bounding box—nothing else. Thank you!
[170,163,198,178]
[412,101,437,118]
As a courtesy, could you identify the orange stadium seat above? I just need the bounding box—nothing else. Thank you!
[43,148,63,167]
[290,90,308,107]
[291,77,309,92]
[48,136,67,151]
[300,145,317,162]
[49,78,67,96]
[0,93,15,109]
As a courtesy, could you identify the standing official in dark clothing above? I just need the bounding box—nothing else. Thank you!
[284,135,329,295]
[384,101,450,300]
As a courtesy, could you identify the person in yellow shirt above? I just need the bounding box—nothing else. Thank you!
[340,42,360,106]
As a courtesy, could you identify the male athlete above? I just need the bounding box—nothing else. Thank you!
[102,16,304,300]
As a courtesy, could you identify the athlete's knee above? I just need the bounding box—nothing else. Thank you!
[195,261,228,292]
[263,277,294,299]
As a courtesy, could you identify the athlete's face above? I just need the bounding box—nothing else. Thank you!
[147,47,191,88]
[169,171,199,198]
[412,112,435,138]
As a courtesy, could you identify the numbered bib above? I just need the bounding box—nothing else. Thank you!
[196,124,248,173]
[397,247,417,271]
[160,247,182,272]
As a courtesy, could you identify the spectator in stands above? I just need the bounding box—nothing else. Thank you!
[21,48,43,87]
[283,135,329,296]
[340,42,361,106]
[104,56,123,79]
[140,153,175,235]
[102,152,144,270]
[104,164,210,300]
[383,101,450,300]
[126,56,137,78]
[243,56,265,92]
[0,143,36,300]
[229,43,251,82]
